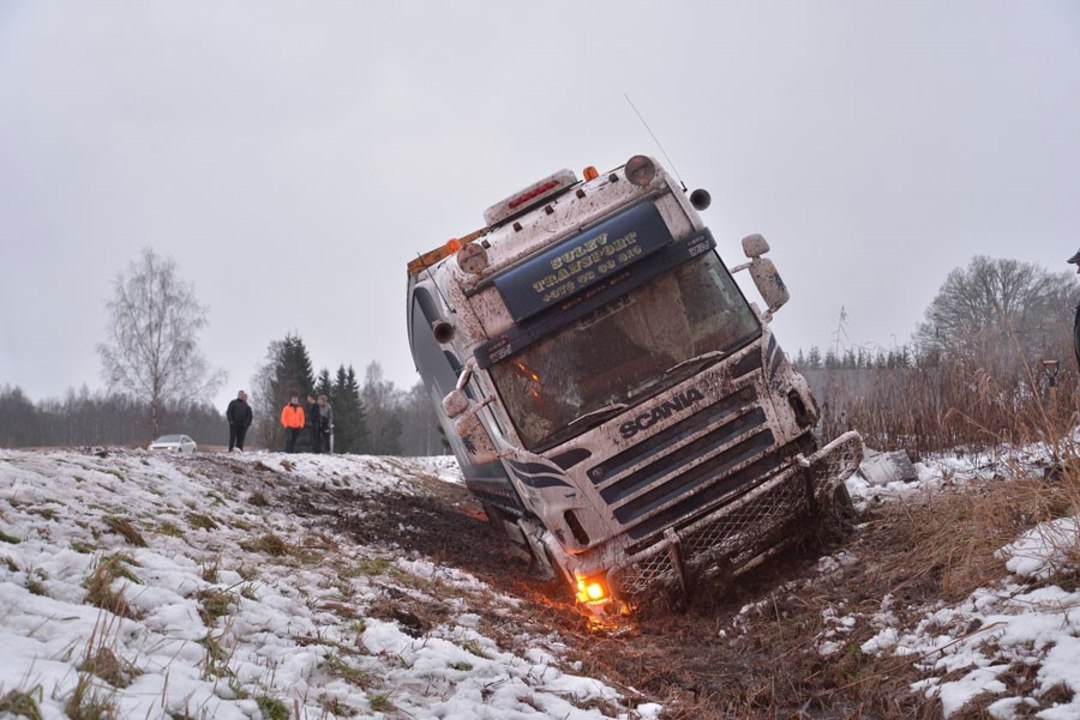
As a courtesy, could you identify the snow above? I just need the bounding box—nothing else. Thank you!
[2,440,1078,718]
[0,448,649,719]
[844,444,1080,719]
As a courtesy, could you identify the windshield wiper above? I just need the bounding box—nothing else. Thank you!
[566,402,629,429]
[665,349,728,376]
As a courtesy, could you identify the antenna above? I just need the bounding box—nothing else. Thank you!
[625,94,687,192]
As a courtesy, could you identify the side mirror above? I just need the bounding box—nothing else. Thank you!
[453,407,502,465]
[442,359,503,464]
[732,234,790,321]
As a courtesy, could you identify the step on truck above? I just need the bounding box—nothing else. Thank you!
[406,154,863,618]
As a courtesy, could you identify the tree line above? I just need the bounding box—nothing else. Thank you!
[0,365,446,456]
[247,333,446,456]
[0,247,448,455]
[793,256,1080,454]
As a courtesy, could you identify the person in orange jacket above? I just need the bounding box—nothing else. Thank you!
[280,394,305,453]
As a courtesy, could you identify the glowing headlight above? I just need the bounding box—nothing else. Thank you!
[576,575,609,604]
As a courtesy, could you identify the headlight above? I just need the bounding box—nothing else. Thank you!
[575,574,609,604]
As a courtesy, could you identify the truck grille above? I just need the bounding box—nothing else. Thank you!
[613,463,811,599]
[589,387,784,540]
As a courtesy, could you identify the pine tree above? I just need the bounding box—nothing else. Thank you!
[331,364,368,454]
[251,334,315,449]
[315,368,333,399]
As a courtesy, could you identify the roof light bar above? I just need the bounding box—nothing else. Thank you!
[483,169,578,226]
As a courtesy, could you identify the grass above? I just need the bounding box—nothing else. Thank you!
[342,557,391,578]
[25,568,48,596]
[79,647,138,689]
[200,558,220,583]
[103,516,146,547]
[0,686,44,720]
[456,639,488,659]
[63,674,118,720]
[199,626,238,681]
[368,693,394,713]
[195,588,234,624]
[239,533,290,557]
[186,513,219,531]
[321,654,374,688]
[83,554,142,620]
[0,528,21,544]
[156,521,184,538]
[255,695,289,720]
[319,695,356,717]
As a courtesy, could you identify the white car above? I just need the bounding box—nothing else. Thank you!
[148,434,198,454]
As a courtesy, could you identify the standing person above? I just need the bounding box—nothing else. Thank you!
[317,394,334,453]
[280,394,305,453]
[306,393,321,453]
[1070,249,1080,370]
[226,390,253,452]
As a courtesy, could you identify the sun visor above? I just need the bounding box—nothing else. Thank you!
[492,202,673,323]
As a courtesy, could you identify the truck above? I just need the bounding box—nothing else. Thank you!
[406,154,863,619]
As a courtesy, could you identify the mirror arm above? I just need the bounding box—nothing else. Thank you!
[455,357,476,391]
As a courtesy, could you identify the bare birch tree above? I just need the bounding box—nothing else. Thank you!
[98,248,224,438]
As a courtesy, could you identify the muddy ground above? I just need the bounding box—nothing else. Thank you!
[201,455,960,720]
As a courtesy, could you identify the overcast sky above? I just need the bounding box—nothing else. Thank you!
[2,1,1078,412]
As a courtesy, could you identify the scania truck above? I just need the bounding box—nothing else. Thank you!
[406,154,862,617]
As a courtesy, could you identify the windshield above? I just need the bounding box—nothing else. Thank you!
[155,435,183,443]
[490,252,760,450]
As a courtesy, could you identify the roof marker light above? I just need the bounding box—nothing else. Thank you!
[625,155,656,187]
[583,165,599,181]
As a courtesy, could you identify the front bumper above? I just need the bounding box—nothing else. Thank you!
[608,430,864,602]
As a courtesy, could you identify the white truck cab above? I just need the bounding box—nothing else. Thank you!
[406,155,862,618]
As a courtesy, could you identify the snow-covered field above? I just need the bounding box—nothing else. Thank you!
[0,444,1077,719]
[842,447,1080,719]
[0,449,659,720]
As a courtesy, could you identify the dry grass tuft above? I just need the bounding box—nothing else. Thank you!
[239,532,290,557]
[83,554,142,620]
[63,674,118,720]
[0,686,43,720]
[195,588,235,624]
[79,647,136,689]
[186,512,218,531]
[321,654,374,688]
[103,516,146,547]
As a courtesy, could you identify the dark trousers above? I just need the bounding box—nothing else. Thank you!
[285,427,302,453]
[229,424,248,451]
[309,425,321,453]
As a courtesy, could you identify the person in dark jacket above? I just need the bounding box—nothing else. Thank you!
[1070,250,1080,370]
[306,393,320,453]
[226,390,253,451]
[317,394,334,453]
